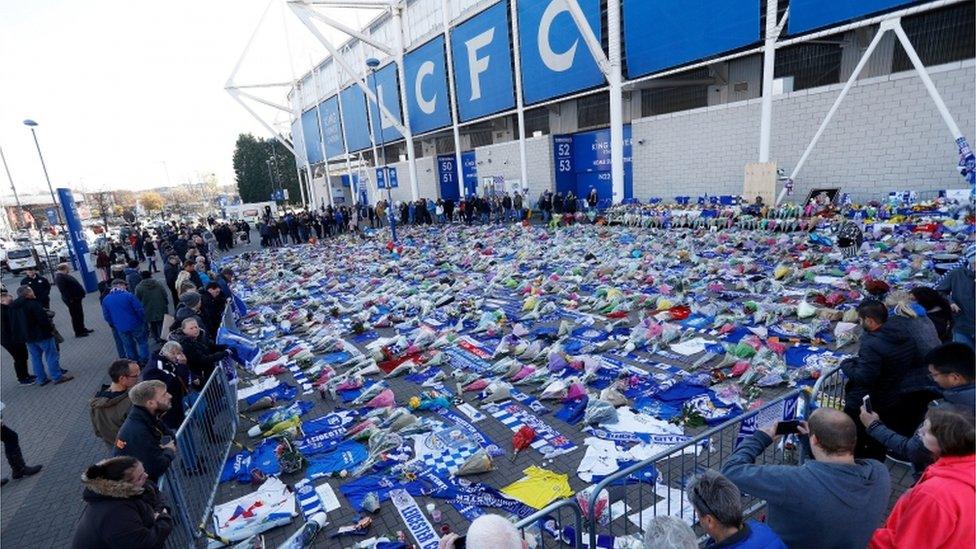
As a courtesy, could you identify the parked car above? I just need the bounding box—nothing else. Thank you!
[6,247,42,274]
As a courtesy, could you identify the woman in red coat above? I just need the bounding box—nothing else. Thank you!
[870,405,974,548]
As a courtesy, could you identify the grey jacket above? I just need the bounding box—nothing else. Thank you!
[722,431,891,549]
[935,266,975,335]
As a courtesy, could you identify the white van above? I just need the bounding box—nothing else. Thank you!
[6,247,40,274]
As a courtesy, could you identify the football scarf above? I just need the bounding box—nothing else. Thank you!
[482,402,577,458]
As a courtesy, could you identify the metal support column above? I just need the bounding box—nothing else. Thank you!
[441,0,466,198]
[392,6,420,200]
[310,64,333,207]
[508,0,530,193]
[758,0,780,162]
[607,0,624,204]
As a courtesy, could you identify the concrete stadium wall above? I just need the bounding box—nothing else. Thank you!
[472,136,554,202]
[310,60,974,205]
[630,59,976,202]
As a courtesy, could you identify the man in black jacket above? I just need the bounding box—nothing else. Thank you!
[843,299,926,460]
[54,263,94,337]
[168,318,226,382]
[1,288,33,385]
[162,255,181,309]
[113,380,176,482]
[10,286,72,386]
[199,283,225,337]
[20,268,51,309]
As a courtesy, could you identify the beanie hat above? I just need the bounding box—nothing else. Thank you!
[180,291,201,308]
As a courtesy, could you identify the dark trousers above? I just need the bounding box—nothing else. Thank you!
[1,424,26,472]
[66,299,88,335]
[169,286,179,309]
[149,320,164,343]
[2,342,30,382]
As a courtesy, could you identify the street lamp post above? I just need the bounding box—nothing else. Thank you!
[23,119,76,270]
[366,57,396,243]
[1,145,52,282]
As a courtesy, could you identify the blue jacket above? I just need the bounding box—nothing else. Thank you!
[102,289,146,332]
[706,520,785,549]
[722,431,891,549]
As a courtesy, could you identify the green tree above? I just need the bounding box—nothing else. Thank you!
[233,133,302,205]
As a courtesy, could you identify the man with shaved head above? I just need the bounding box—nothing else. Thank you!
[721,408,891,549]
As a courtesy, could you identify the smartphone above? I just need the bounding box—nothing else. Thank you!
[862,395,873,414]
[454,536,466,549]
[775,420,800,435]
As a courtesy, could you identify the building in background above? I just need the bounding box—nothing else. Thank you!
[264,0,974,206]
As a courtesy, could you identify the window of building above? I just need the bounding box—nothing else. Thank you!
[577,92,610,129]
[893,3,975,71]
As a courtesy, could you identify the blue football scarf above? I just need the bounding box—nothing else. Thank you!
[482,402,577,458]
[294,478,325,520]
[448,480,536,519]
[390,489,440,549]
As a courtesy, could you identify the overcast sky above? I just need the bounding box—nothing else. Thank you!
[0,0,367,196]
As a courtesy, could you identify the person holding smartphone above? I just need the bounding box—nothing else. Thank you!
[861,343,975,479]
[721,408,891,549]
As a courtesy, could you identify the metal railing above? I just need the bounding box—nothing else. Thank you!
[514,497,585,548]
[161,303,240,548]
[583,389,806,547]
[802,364,847,412]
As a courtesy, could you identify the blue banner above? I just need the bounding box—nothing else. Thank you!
[624,0,759,78]
[462,151,477,197]
[437,154,460,200]
[553,126,632,200]
[789,0,914,34]
[340,173,359,190]
[387,166,399,189]
[403,36,453,134]
[553,135,574,194]
[517,0,604,105]
[56,188,97,292]
[450,1,515,121]
[340,84,372,152]
[367,62,404,144]
[301,108,323,164]
[376,166,386,189]
[318,96,345,159]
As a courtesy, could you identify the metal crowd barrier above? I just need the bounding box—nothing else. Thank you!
[582,389,806,548]
[161,303,240,548]
[514,497,584,549]
[802,365,847,412]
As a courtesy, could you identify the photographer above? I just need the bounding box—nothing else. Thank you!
[721,409,891,549]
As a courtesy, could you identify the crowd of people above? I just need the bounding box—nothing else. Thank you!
[250,188,606,250]
[0,198,973,549]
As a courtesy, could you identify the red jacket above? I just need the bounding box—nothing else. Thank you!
[870,454,975,548]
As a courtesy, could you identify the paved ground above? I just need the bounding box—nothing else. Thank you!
[0,240,257,549]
